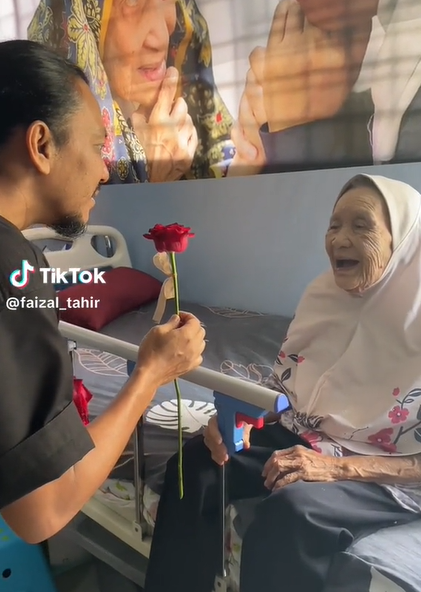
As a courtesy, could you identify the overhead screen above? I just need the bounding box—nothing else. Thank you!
[1,0,419,184]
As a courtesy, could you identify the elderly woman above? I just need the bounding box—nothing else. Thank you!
[144,174,421,592]
[27,0,234,184]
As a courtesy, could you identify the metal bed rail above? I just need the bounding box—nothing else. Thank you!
[59,320,282,546]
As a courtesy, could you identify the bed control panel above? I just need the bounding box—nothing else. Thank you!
[213,390,290,456]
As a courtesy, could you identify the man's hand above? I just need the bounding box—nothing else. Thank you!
[204,415,253,465]
[136,312,206,386]
[132,67,198,182]
[0,314,204,545]
[262,445,345,490]
[249,0,371,132]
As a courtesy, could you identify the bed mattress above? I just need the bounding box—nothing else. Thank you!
[72,298,421,592]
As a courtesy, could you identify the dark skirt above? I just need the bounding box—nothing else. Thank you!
[144,423,418,592]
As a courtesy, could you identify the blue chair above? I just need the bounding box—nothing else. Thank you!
[0,516,57,591]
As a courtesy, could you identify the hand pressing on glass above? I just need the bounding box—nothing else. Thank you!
[227,69,267,177]
[249,0,371,133]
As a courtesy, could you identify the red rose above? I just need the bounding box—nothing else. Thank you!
[143,222,195,499]
[73,378,93,426]
[144,223,195,253]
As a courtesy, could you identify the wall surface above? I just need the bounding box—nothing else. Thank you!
[0,0,39,41]
[89,163,421,318]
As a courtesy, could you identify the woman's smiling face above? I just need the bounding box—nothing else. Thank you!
[325,185,393,294]
[102,0,177,115]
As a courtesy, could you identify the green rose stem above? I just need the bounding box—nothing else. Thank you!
[169,251,183,499]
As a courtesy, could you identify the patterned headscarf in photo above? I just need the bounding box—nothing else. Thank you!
[28,0,234,184]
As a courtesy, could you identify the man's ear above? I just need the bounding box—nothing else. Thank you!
[26,121,56,175]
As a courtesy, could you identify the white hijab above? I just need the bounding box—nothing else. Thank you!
[353,0,421,163]
[275,174,421,456]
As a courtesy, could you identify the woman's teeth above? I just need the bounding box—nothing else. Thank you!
[335,259,359,269]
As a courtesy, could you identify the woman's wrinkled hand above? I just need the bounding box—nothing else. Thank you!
[132,67,198,183]
[262,445,345,490]
[204,415,253,465]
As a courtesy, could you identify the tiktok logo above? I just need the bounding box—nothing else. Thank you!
[9,260,35,289]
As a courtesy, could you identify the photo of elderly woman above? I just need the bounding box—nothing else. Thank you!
[23,0,421,182]
[27,0,235,184]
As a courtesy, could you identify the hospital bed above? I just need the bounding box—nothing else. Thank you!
[23,224,421,592]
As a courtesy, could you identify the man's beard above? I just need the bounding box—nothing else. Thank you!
[47,213,87,239]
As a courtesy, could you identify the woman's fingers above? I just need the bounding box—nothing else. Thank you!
[150,66,179,122]
[263,458,299,489]
[204,416,228,465]
[170,96,189,129]
[272,470,303,490]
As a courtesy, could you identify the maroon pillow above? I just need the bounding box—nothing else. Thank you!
[58,266,162,331]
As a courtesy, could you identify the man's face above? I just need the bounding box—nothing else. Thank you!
[296,0,379,31]
[38,79,110,238]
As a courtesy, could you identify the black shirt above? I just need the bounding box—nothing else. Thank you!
[0,216,94,510]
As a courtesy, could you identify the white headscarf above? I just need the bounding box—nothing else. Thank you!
[274,174,421,456]
[353,0,421,163]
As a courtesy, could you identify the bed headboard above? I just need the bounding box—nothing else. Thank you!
[22,224,132,272]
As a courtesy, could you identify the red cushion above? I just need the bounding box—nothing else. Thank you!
[58,266,162,331]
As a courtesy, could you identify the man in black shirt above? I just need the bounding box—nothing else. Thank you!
[0,39,206,543]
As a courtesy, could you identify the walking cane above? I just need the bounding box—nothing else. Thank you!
[211,391,290,591]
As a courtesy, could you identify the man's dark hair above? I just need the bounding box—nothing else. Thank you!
[0,39,89,149]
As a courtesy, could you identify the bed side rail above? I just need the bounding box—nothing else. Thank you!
[59,321,284,543]
[23,225,132,271]
[59,321,283,412]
